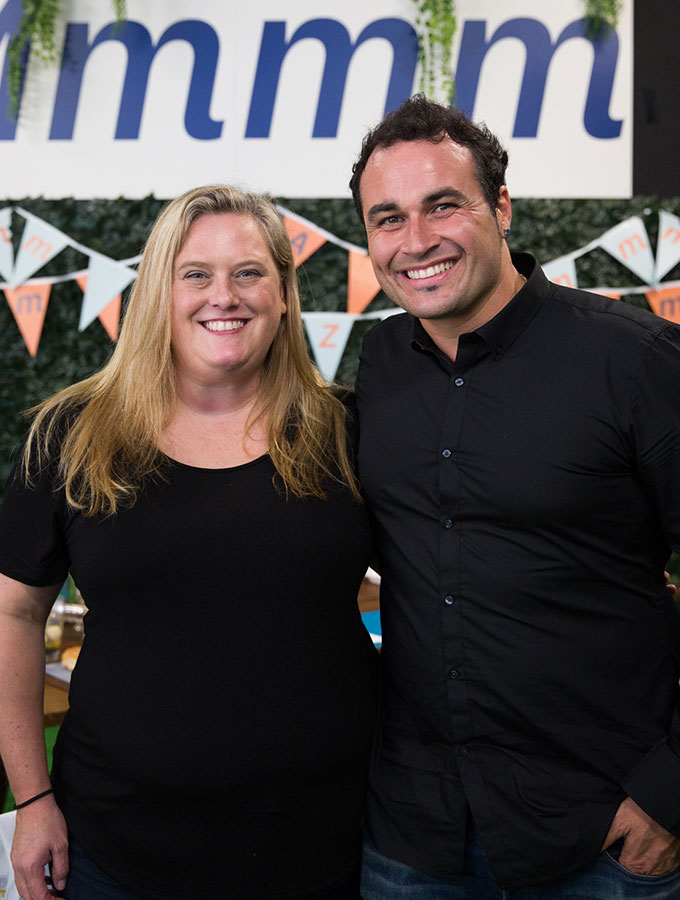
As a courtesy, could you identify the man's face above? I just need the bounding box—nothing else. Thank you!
[360,138,512,331]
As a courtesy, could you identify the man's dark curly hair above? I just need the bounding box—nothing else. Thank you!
[349,95,509,222]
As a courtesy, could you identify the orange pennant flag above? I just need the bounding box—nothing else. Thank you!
[98,294,121,341]
[645,286,680,323]
[4,282,51,356]
[76,274,121,341]
[347,250,381,314]
[283,216,327,267]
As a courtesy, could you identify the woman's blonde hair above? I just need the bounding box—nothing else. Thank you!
[25,185,360,515]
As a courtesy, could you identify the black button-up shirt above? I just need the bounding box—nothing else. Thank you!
[355,253,680,888]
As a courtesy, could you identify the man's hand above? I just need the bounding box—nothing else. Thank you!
[602,797,680,875]
[11,798,69,900]
[664,570,677,596]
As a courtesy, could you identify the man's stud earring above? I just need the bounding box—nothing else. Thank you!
[503,228,510,236]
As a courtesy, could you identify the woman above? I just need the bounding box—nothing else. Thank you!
[0,186,378,900]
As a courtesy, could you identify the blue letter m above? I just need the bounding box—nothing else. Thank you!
[50,19,222,140]
[246,18,417,138]
[456,17,622,139]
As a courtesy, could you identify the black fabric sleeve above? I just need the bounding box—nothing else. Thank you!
[622,325,680,836]
[0,442,70,587]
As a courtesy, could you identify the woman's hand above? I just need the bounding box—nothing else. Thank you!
[11,795,69,900]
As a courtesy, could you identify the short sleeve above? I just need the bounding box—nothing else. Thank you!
[0,441,70,587]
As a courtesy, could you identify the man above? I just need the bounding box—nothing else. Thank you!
[350,95,680,898]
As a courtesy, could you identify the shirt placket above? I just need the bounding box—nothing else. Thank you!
[436,336,480,755]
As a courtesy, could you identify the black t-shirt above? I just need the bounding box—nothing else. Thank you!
[0,444,378,900]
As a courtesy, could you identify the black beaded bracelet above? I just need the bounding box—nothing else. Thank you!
[14,788,54,810]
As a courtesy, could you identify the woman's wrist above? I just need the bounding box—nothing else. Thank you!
[14,787,54,810]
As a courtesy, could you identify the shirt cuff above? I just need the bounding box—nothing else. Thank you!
[622,740,680,837]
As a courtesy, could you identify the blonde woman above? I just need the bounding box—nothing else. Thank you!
[0,186,378,900]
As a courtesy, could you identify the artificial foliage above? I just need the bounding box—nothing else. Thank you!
[584,0,624,38]
[7,0,126,113]
[414,0,457,101]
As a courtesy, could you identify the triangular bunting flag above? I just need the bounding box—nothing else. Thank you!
[4,282,51,356]
[655,211,680,282]
[77,275,122,341]
[78,256,135,331]
[283,216,327,267]
[0,208,14,282]
[598,216,655,284]
[541,256,578,289]
[98,294,122,341]
[645,286,680,324]
[10,217,69,289]
[303,312,356,383]
[348,250,381,313]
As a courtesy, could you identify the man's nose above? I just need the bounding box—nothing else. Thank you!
[402,217,438,256]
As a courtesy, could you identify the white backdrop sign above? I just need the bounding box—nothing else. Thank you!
[0,0,632,198]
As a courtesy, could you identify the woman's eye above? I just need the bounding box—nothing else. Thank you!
[185,271,208,280]
[237,269,261,279]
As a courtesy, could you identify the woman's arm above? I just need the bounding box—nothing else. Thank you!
[0,572,69,900]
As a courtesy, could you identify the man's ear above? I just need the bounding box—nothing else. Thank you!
[496,186,512,235]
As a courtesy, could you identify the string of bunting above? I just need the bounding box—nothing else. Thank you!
[3,205,680,383]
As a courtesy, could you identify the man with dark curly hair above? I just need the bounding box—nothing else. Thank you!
[351,95,680,899]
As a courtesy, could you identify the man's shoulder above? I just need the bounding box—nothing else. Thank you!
[548,281,676,341]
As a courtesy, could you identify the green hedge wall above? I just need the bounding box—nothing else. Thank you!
[1,194,679,577]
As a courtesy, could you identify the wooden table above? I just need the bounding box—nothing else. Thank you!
[357,576,380,613]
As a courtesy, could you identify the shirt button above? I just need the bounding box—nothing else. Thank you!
[441,448,452,459]
[442,518,453,529]
[494,344,502,357]
[454,377,465,387]
[443,595,455,606]
[459,746,469,756]
[448,669,460,679]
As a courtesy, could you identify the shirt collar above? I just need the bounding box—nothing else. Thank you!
[410,252,551,359]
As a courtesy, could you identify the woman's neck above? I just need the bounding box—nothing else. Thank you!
[158,376,269,468]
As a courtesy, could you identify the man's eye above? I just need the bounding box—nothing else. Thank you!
[379,216,402,228]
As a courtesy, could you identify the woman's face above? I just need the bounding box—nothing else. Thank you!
[171,213,287,389]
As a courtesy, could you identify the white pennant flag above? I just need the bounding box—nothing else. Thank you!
[598,216,655,285]
[10,216,69,288]
[0,208,14,283]
[303,312,356,383]
[79,255,136,331]
[655,211,680,282]
[542,256,578,289]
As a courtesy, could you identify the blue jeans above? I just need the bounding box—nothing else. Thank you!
[63,837,361,900]
[360,824,680,899]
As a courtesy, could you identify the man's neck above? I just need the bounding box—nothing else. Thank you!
[420,265,527,362]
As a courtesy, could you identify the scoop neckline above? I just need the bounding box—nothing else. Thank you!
[161,452,270,473]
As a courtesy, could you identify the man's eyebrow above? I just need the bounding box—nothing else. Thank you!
[424,188,468,205]
[366,202,399,223]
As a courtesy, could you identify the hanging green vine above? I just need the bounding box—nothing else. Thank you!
[6,0,126,117]
[414,0,457,102]
[584,0,623,39]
